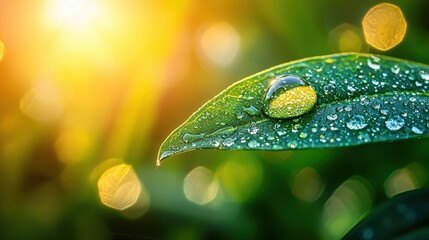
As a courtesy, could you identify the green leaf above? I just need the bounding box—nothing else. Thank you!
[342,187,429,240]
[157,53,429,164]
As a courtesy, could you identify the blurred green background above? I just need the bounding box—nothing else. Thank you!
[1,0,429,239]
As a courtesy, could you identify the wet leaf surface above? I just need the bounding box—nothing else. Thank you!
[158,53,429,164]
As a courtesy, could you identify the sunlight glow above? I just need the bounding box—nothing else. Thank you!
[46,0,101,29]
[200,22,240,67]
[20,80,64,122]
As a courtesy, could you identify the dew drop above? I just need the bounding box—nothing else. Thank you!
[247,140,260,148]
[263,75,317,119]
[391,65,400,74]
[411,126,424,135]
[248,124,260,135]
[367,55,381,70]
[182,133,205,143]
[385,115,405,131]
[223,138,235,147]
[299,132,308,139]
[242,106,260,116]
[347,85,357,92]
[327,114,338,121]
[346,115,368,130]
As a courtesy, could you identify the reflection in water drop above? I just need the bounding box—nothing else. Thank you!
[183,166,219,205]
[263,75,317,119]
[346,115,367,130]
[98,164,142,210]
[385,115,405,131]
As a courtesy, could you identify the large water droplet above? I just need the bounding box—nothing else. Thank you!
[346,115,368,130]
[262,75,317,119]
[385,115,405,131]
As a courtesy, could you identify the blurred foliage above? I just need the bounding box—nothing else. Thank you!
[0,0,429,239]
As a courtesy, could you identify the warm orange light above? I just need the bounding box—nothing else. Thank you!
[45,0,102,29]
[0,40,4,61]
[362,3,407,51]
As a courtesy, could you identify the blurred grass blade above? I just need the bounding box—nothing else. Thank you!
[158,53,429,164]
[342,187,429,240]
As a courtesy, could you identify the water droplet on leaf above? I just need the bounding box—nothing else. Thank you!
[262,75,317,119]
[247,140,260,148]
[182,133,205,143]
[367,55,381,70]
[242,106,260,116]
[327,114,338,121]
[385,115,405,131]
[346,115,368,130]
[299,132,308,138]
[411,126,424,135]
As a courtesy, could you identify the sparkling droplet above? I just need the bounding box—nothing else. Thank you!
[248,124,260,135]
[223,138,235,147]
[299,132,308,139]
[347,85,357,92]
[411,126,424,135]
[420,71,429,81]
[327,114,338,121]
[263,75,317,119]
[367,55,381,70]
[247,140,260,148]
[385,115,405,131]
[391,65,400,74]
[346,115,368,130]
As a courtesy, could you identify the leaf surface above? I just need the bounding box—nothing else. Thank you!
[158,53,429,164]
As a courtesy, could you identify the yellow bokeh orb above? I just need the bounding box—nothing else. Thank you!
[362,3,407,51]
[97,164,141,210]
